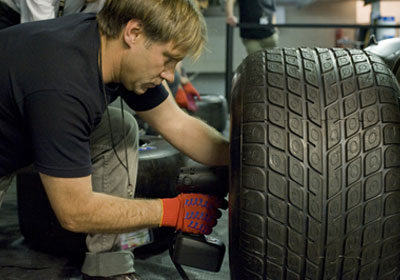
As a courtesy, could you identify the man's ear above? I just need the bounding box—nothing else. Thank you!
[123,19,143,47]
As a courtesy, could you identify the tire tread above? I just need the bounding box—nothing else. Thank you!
[230,48,400,280]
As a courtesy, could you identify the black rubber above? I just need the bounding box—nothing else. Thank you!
[229,48,400,280]
[135,135,186,199]
[189,94,228,132]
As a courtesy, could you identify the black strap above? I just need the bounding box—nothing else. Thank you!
[80,4,87,12]
[98,42,133,194]
[169,233,190,280]
[57,0,65,17]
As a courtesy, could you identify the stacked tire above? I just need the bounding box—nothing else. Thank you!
[229,48,400,279]
[189,94,228,132]
[135,135,185,199]
[134,135,186,257]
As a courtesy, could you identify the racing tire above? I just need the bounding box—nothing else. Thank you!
[135,135,186,199]
[190,94,228,132]
[229,48,400,280]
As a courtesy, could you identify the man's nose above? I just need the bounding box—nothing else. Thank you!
[161,68,175,84]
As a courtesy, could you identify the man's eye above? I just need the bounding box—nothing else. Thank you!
[165,59,175,67]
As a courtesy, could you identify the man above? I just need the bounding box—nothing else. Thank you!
[0,0,229,279]
[226,0,278,54]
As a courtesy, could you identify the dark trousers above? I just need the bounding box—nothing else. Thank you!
[0,2,20,30]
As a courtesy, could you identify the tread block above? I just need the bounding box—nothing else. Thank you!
[230,48,400,280]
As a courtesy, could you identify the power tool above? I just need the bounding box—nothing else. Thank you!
[169,165,229,279]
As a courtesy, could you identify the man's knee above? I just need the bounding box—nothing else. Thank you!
[104,107,139,148]
[90,106,139,159]
[120,110,139,147]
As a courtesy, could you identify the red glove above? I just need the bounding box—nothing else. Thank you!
[175,87,189,109]
[160,193,225,235]
[183,82,201,112]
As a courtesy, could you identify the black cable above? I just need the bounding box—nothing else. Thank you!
[98,46,133,191]
[99,37,187,280]
[119,99,132,185]
[237,22,400,29]
[169,233,190,280]
[57,0,65,17]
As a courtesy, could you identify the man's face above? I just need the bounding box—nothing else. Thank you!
[120,36,184,94]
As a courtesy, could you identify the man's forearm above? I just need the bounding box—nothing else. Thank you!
[226,0,235,17]
[62,193,162,233]
[61,193,163,234]
[200,125,229,166]
[170,115,229,166]
[136,95,230,166]
[40,173,164,234]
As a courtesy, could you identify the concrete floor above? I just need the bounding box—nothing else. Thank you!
[0,73,231,280]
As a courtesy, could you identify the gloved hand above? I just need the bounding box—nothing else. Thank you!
[183,82,201,112]
[175,87,189,110]
[160,193,227,235]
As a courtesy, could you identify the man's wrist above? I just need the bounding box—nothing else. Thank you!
[160,197,180,228]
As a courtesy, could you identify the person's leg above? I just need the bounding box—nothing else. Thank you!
[0,173,15,208]
[81,106,140,277]
[0,2,20,30]
[242,33,279,55]
[259,32,279,49]
[242,38,264,55]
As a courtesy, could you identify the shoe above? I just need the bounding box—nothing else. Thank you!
[82,272,141,280]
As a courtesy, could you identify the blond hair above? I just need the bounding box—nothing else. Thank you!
[97,0,207,59]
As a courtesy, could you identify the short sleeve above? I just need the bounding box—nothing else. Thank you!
[119,84,169,111]
[24,91,93,177]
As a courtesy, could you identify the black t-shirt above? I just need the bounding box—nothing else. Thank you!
[238,0,276,39]
[0,14,168,178]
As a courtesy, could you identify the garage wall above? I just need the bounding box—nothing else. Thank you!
[183,1,397,73]
[182,16,247,74]
[278,1,357,48]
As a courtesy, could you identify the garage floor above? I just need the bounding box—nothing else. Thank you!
[0,73,231,280]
